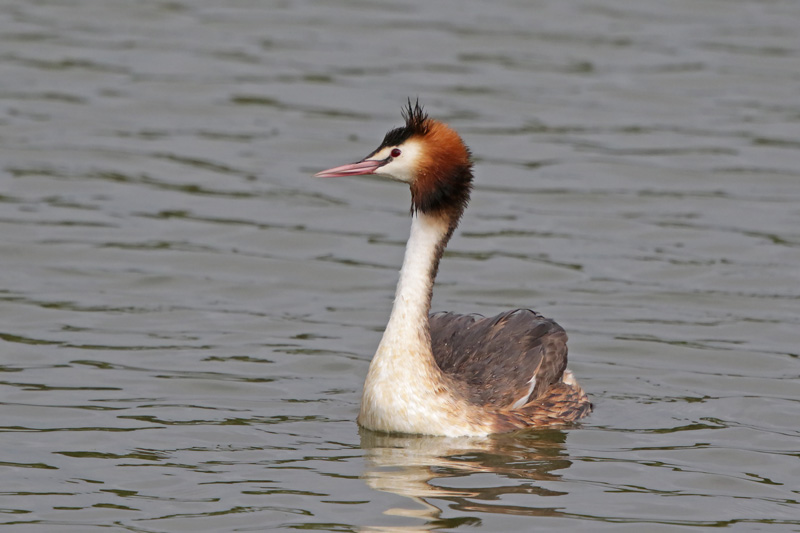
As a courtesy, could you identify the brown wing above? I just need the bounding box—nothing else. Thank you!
[429,309,569,410]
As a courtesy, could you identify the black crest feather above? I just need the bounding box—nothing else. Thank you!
[376,98,430,151]
[402,98,429,135]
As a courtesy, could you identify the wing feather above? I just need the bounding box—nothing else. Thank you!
[429,309,568,410]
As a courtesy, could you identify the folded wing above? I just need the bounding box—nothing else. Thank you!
[429,309,569,410]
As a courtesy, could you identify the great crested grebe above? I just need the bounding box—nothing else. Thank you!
[315,101,591,436]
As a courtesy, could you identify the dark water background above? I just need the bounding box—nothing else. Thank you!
[2,0,799,531]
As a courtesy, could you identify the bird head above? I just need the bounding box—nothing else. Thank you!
[315,100,473,216]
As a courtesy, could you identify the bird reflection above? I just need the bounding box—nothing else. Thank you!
[359,428,573,531]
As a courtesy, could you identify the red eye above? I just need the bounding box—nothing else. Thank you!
[390,148,401,158]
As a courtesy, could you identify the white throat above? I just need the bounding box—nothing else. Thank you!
[387,212,448,334]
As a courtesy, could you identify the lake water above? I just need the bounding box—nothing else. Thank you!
[2,0,799,531]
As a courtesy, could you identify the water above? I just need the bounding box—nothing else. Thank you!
[2,0,799,531]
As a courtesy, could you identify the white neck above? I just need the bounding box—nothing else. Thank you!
[371,212,447,371]
[387,212,448,338]
[359,212,487,435]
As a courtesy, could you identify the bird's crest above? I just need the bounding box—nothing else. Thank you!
[401,98,430,137]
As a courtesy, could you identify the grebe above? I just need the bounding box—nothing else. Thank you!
[315,101,591,436]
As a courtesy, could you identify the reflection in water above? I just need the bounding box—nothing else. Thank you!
[359,429,573,531]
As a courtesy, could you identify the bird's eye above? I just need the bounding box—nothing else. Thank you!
[390,148,402,158]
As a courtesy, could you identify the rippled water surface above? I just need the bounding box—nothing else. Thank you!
[2,0,800,531]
